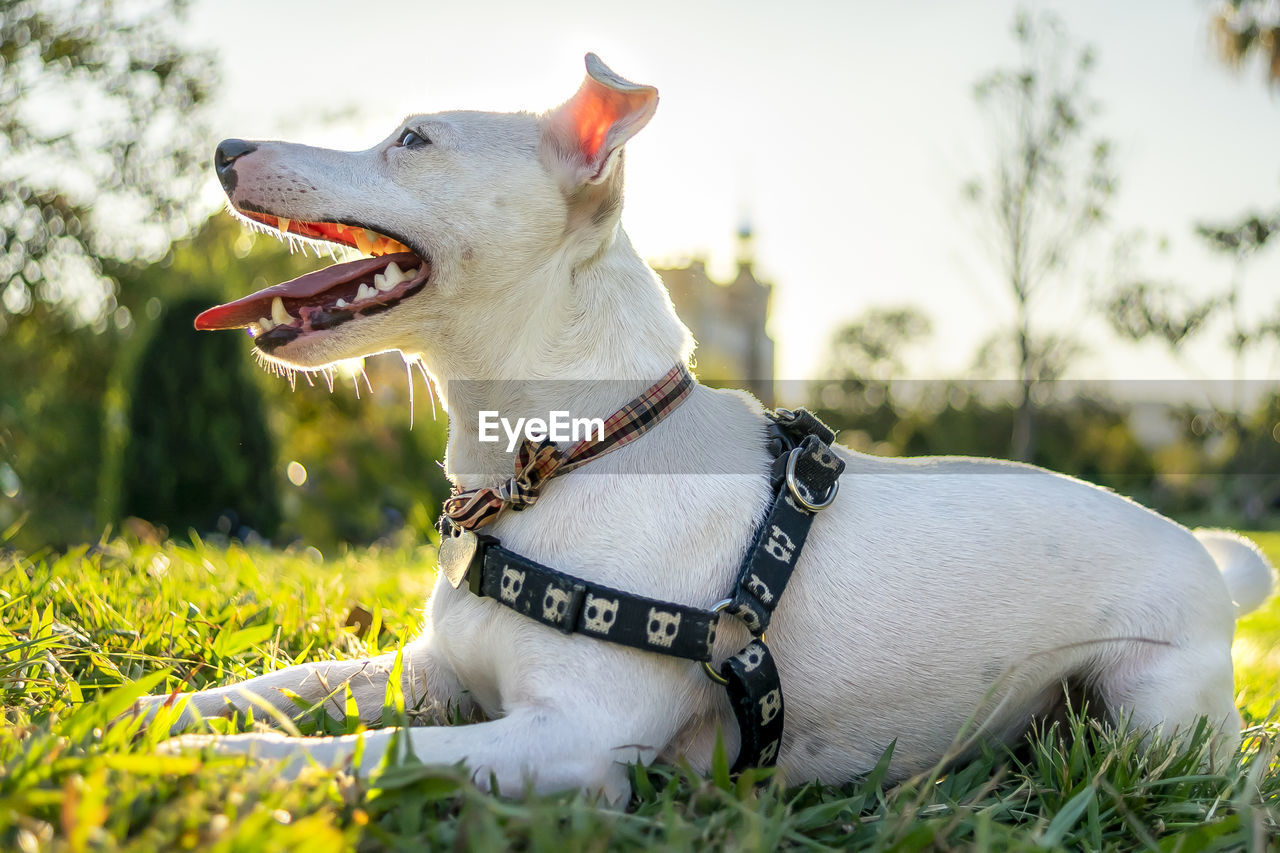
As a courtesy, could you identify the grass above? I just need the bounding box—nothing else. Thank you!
[1,532,1278,851]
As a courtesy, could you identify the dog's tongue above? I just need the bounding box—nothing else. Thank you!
[194,253,418,330]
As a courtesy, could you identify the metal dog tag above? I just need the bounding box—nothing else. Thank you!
[439,530,479,590]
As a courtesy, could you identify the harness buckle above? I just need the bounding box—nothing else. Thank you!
[702,599,768,685]
[784,446,839,512]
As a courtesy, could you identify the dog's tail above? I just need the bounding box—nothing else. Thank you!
[1194,529,1276,617]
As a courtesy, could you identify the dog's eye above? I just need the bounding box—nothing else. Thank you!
[397,128,430,149]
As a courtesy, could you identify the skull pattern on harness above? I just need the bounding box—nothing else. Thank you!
[811,445,841,472]
[733,602,763,633]
[763,525,795,564]
[759,688,781,725]
[542,587,571,623]
[746,573,774,604]
[646,608,681,647]
[737,642,766,673]
[782,492,806,514]
[500,567,525,604]
[582,594,618,634]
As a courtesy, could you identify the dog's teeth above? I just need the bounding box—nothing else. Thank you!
[278,218,291,234]
[271,296,292,326]
[384,261,405,287]
[356,283,376,302]
[259,316,275,332]
[335,298,348,308]
[373,273,388,292]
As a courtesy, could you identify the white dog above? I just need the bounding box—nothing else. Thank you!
[147,55,1275,804]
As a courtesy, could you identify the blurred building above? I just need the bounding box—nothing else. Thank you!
[656,226,775,406]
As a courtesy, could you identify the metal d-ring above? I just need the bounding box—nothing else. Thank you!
[785,446,838,512]
[702,599,767,685]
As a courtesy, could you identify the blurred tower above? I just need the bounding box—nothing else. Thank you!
[656,224,775,406]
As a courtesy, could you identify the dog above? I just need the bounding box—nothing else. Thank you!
[142,54,1276,804]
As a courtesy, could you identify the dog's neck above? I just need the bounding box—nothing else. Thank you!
[424,227,694,488]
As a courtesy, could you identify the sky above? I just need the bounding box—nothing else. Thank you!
[183,0,1280,385]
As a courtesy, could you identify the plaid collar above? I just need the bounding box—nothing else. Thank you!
[441,364,695,531]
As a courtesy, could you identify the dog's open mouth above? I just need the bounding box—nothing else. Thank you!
[194,212,431,353]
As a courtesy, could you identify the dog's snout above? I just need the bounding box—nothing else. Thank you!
[214,139,257,193]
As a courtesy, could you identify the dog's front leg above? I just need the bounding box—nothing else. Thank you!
[136,639,468,733]
[167,708,639,804]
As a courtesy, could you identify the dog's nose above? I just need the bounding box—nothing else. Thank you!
[214,139,257,193]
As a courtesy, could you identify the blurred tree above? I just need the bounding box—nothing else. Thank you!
[811,305,932,441]
[813,304,1155,504]
[825,306,932,383]
[1104,211,1280,523]
[1105,213,1280,410]
[116,296,280,540]
[964,10,1116,462]
[811,313,1155,501]
[1098,8,1280,524]
[0,0,213,325]
[1195,211,1280,392]
[1104,278,1220,352]
[0,0,214,548]
[1211,0,1280,88]
[1220,392,1280,522]
[98,215,318,540]
[1196,0,1280,386]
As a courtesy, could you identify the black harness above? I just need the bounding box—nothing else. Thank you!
[437,408,844,771]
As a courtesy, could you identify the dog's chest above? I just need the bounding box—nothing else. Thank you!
[423,464,776,716]
[426,581,513,714]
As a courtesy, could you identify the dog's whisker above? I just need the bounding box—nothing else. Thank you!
[412,357,439,421]
[404,358,415,431]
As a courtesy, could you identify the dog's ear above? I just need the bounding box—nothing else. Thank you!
[542,53,658,188]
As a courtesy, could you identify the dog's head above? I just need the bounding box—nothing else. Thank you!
[196,54,658,375]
